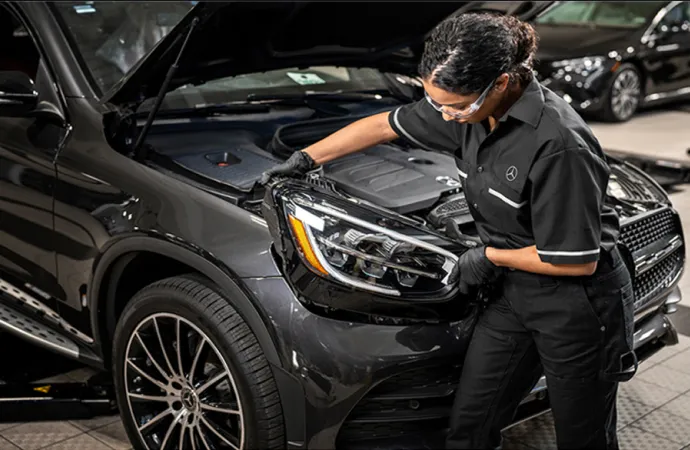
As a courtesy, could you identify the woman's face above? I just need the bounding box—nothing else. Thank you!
[422,74,509,124]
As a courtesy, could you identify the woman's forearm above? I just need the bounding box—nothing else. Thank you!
[485,245,597,277]
[302,111,399,165]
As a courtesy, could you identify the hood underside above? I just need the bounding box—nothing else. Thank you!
[103,1,480,107]
[102,1,556,108]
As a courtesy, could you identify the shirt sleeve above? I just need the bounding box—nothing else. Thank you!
[529,147,611,264]
[387,99,461,153]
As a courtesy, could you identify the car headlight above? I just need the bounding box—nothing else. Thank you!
[607,178,628,200]
[279,190,461,297]
[551,56,607,80]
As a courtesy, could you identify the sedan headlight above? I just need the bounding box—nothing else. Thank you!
[550,56,608,82]
[552,56,606,70]
[279,191,460,297]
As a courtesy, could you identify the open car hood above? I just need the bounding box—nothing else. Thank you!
[102,1,553,108]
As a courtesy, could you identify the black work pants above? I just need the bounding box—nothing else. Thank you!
[446,248,636,449]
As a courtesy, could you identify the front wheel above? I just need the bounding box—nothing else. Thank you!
[112,275,285,450]
[600,63,642,122]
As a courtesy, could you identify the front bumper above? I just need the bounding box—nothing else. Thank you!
[536,63,615,114]
[242,277,480,449]
[243,275,681,450]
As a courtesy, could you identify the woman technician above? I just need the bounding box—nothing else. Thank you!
[261,12,636,450]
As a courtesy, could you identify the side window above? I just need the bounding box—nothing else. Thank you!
[0,7,65,151]
[657,2,690,34]
[0,8,39,80]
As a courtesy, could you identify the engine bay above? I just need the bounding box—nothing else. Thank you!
[143,105,666,243]
[145,113,476,231]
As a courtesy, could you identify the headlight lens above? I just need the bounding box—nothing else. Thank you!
[280,191,460,297]
[552,56,606,70]
[551,56,607,81]
[607,178,628,200]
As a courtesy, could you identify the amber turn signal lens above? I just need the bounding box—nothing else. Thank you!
[288,215,329,276]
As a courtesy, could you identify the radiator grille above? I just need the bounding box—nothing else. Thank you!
[633,247,684,310]
[620,208,677,254]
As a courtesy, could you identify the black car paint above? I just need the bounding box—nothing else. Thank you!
[532,1,690,114]
[0,2,683,449]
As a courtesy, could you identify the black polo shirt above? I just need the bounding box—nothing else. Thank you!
[388,77,619,265]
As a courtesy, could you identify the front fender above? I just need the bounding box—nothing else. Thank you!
[87,232,284,368]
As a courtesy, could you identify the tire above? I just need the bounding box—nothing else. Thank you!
[112,275,285,450]
[600,63,642,123]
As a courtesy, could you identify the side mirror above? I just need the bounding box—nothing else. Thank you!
[28,100,66,127]
[0,71,38,117]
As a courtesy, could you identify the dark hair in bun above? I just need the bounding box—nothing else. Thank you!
[419,12,539,94]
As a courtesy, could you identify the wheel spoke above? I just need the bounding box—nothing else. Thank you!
[197,371,228,395]
[197,425,212,450]
[128,393,169,402]
[177,319,185,378]
[154,317,178,378]
[189,339,206,385]
[139,408,172,433]
[200,403,240,415]
[200,416,239,450]
[160,413,182,450]
[190,426,198,450]
[127,359,169,392]
[179,422,186,450]
[135,333,171,381]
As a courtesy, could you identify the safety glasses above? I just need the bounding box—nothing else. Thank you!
[424,78,497,119]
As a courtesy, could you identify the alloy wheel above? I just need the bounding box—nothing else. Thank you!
[610,69,641,121]
[124,313,245,449]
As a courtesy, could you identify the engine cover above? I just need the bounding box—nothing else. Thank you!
[322,144,461,214]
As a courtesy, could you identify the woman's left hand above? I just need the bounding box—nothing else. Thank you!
[457,246,502,293]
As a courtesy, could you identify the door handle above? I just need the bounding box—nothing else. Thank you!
[657,43,680,52]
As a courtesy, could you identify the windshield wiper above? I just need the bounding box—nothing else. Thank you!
[138,103,272,119]
[136,89,399,121]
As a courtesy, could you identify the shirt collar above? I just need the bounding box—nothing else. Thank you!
[498,76,545,128]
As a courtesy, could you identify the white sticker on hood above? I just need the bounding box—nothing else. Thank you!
[286,72,326,85]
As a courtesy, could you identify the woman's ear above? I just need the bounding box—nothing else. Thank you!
[494,73,511,93]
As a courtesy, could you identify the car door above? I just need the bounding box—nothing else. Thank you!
[0,7,65,313]
[644,1,690,95]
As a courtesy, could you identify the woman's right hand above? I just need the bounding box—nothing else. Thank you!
[259,151,316,185]
[259,111,399,185]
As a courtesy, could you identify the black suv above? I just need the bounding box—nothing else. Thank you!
[0,2,684,449]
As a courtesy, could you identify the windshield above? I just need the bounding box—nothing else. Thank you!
[534,1,665,28]
[159,66,391,108]
[52,2,393,105]
[52,2,196,94]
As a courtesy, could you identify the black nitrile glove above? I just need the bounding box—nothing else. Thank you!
[457,246,501,294]
[259,151,316,185]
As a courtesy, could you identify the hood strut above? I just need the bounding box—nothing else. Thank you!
[131,17,200,161]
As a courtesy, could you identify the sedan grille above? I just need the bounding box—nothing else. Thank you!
[619,208,677,254]
[633,247,684,310]
[619,207,684,310]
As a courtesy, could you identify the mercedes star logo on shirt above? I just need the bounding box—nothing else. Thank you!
[506,166,518,182]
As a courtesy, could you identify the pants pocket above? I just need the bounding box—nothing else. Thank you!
[585,267,637,383]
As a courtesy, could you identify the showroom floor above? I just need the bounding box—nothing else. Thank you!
[0,103,689,450]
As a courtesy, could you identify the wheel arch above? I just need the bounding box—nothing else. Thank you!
[88,235,283,370]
